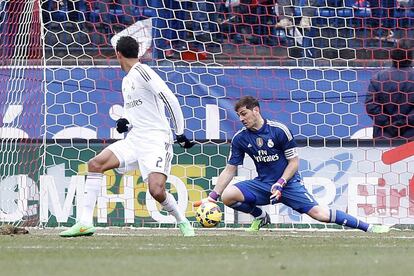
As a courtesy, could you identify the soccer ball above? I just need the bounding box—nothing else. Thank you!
[196,202,222,228]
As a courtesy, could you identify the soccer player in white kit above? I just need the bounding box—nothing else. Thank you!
[60,36,196,237]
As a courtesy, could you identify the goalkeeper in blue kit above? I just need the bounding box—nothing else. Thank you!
[195,96,390,233]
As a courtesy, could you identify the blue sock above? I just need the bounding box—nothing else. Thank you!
[330,209,369,232]
[230,202,263,217]
[250,207,263,218]
[230,185,263,217]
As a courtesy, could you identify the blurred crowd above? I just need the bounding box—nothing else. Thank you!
[38,0,414,41]
[1,0,414,58]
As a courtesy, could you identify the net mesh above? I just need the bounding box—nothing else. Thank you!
[0,0,413,228]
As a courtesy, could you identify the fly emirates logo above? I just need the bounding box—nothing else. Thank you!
[125,98,143,109]
[253,150,279,163]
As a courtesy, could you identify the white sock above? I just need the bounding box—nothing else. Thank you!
[79,173,103,226]
[367,224,373,232]
[161,192,186,224]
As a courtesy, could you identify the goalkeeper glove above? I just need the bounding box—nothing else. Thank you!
[116,118,130,133]
[176,134,195,148]
[193,191,220,207]
[270,178,286,204]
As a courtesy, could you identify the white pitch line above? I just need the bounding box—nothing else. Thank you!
[20,226,414,239]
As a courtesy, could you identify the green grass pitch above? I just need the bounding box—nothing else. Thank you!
[1,228,413,276]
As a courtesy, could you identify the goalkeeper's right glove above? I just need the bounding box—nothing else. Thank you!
[270,178,286,205]
[116,118,130,133]
[193,191,220,207]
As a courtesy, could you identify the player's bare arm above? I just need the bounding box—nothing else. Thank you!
[193,164,237,207]
[279,156,299,183]
[214,164,238,195]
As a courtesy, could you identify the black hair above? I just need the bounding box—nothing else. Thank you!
[391,38,414,68]
[116,36,139,58]
[234,96,260,111]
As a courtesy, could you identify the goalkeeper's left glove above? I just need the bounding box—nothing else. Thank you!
[176,134,195,148]
[270,178,286,204]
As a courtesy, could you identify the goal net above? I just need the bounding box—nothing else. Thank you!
[0,0,413,228]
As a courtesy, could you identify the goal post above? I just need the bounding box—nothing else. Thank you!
[0,0,44,225]
[0,0,413,228]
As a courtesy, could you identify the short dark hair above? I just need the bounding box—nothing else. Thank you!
[116,36,139,58]
[234,96,260,111]
[391,38,414,68]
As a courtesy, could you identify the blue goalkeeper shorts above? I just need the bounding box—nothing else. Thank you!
[234,179,318,214]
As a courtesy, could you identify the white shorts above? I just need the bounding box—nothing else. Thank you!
[107,134,173,182]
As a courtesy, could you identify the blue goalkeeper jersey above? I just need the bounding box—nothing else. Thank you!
[228,119,301,185]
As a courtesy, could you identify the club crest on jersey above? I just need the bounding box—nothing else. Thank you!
[256,137,263,147]
[267,139,274,148]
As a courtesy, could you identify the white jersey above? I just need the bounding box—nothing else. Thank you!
[121,62,185,141]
